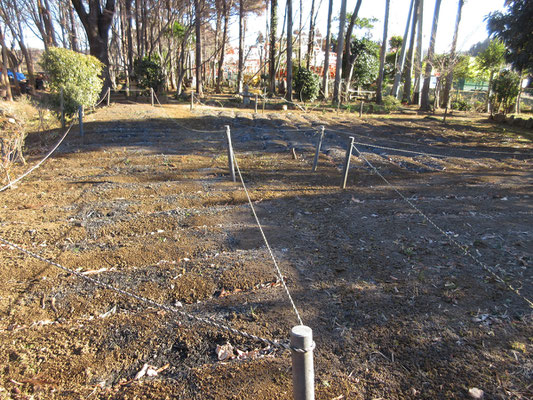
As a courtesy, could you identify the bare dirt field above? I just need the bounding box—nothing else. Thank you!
[0,101,532,399]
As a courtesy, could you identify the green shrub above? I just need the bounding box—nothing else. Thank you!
[491,70,520,115]
[41,47,103,116]
[382,95,401,112]
[293,67,320,102]
[134,55,165,92]
[451,98,471,111]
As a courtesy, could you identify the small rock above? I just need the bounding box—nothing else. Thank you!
[468,387,484,399]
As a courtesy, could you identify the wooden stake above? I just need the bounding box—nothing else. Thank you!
[341,136,354,189]
[106,87,111,106]
[312,126,325,172]
[291,325,315,400]
[190,91,194,111]
[359,100,364,117]
[225,125,236,182]
[78,105,84,137]
[60,87,65,128]
[255,93,258,113]
[151,88,154,106]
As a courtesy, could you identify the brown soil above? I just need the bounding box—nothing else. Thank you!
[0,101,532,399]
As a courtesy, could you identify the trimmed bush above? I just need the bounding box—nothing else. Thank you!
[491,70,520,115]
[41,47,103,116]
[293,67,320,102]
[134,55,165,92]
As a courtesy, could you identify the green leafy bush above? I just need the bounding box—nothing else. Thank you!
[350,38,380,88]
[382,95,401,112]
[491,70,520,115]
[41,47,103,116]
[451,97,471,111]
[293,67,320,102]
[134,55,165,92]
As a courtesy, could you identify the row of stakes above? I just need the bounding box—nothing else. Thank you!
[225,123,355,189]
[59,85,361,399]
[191,90,366,118]
[58,88,318,400]
[191,91,266,114]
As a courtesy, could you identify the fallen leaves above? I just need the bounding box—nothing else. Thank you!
[215,343,265,361]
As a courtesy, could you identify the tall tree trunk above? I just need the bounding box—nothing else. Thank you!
[0,25,12,101]
[216,0,229,93]
[442,0,464,109]
[420,0,441,111]
[412,0,424,105]
[71,0,116,93]
[305,0,316,69]
[68,3,79,52]
[321,0,333,98]
[177,36,187,95]
[376,0,390,104]
[59,2,68,48]
[124,0,134,75]
[194,0,203,94]
[38,0,57,48]
[141,0,147,56]
[118,1,129,90]
[515,68,523,114]
[286,0,293,101]
[332,0,347,104]
[268,0,278,95]
[391,0,414,98]
[297,0,302,67]
[402,0,419,103]
[135,0,142,57]
[342,0,362,80]
[237,0,244,93]
[485,69,494,113]
[342,0,363,101]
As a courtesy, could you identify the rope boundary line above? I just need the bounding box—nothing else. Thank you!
[155,91,305,326]
[0,120,76,193]
[153,92,226,134]
[0,237,290,350]
[233,156,304,326]
[327,125,532,158]
[350,142,533,309]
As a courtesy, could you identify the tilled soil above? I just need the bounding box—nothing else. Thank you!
[0,102,532,399]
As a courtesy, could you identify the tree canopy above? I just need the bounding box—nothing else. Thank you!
[487,0,533,72]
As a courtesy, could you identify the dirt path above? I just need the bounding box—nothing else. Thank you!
[0,103,532,399]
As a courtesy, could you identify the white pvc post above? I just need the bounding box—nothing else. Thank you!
[291,325,315,400]
[78,105,84,137]
[312,126,325,172]
[106,87,111,106]
[359,100,364,117]
[341,136,354,189]
[60,87,65,128]
[224,125,236,182]
[190,92,194,111]
[262,95,266,114]
[151,88,154,106]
